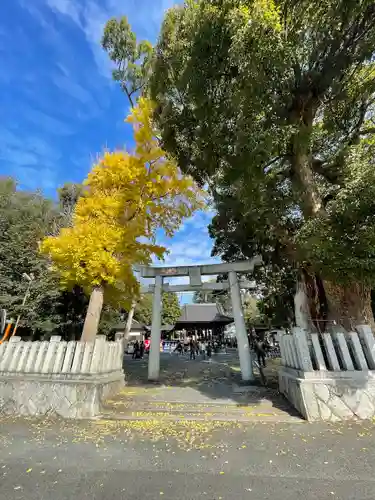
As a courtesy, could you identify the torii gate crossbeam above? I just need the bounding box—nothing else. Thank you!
[136,257,262,383]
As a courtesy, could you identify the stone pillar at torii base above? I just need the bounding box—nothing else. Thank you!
[228,270,252,381]
[137,257,262,383]
[148,275,163,381]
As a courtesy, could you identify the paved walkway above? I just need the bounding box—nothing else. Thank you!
[1,415,375,499]
[102,352,300,422]
[2,352,375,499]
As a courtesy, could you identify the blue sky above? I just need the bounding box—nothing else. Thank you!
[0,0,220,302]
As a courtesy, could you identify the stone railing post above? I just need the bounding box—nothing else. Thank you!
[322,333,340,371]
[356,325,375,370]
[90,336,106,374]
[292,327,313,372]
[310,334,327,371]
[71,342,85,374]
[81,342,94,374]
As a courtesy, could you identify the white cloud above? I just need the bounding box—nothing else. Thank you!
[160,238,215,264]
[35,0,180,77]
[51,73,94,105]
[0,123,63,193]
[23,106,73,136]
[47,0,81,23]
[12,165,58,192]
[181,210,216,232]
[165,242,209,260]
[147,208,222,273]
[138,209,220,306]
[0,148,39,167]
[0,129,61,167]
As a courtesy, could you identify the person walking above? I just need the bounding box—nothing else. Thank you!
[189,338,196,360]
[200,340,207,360]
[132,340,140,360]
[254,336,267,368]
[206,342,212,362]
[195,340,200,357]
[140,341,145,359]
[175,340,183,356]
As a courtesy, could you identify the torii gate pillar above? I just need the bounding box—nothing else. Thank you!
[148,275,163,381]
[229,271,254,381]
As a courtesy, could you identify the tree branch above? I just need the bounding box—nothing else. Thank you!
[123,85,135,108]
[311,158,341,184]
[263,155,284,173]
[359,127,375,136]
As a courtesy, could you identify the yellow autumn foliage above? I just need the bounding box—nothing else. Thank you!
[41,98,206,306]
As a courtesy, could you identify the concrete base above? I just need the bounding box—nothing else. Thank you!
[0,371,125,419]
[232,382,263,394]
[279,367,375,421]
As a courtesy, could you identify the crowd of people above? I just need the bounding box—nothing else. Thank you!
[129,332,278,368]
[131,340,146,359]
[168,335,273,368]
[173,338,217,361]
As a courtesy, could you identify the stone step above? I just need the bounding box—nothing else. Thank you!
[101,401,301,423]
[103,400,294,412]
[100,409,301,423]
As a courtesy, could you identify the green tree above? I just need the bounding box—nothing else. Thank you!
[0,178,57,332]
[56,183,83,228]
[0,178,89,339]
[149,0,375,329]
[161,292,181,325]
[193,283,231,312]
[242,294,262,326]
[102,17,153,107]
[209,202,297,326]
[134,292,181,326]
[54,286,89,340]
[98,305,124,337]
[134,294,153,325]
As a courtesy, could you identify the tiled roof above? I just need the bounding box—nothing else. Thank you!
[144,324,175,332]
[143,304,234,331]
[113,319,146,332]
[177,303,233,324]
[131,320,146,331]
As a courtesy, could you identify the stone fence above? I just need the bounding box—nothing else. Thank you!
[280,325,375,372]
[279,325,375,422]
[0,336,124,419]
[0,336,123,376]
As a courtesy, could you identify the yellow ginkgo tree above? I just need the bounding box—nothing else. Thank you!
[41,98,206,341]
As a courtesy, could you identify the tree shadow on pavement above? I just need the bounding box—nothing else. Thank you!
[119,352,300,419]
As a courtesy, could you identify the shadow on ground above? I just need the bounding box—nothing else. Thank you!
[113,351,300,420]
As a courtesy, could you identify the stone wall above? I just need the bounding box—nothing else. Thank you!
[0,372,124,419]
[279,368,375,421]
[0,336,125,418]
[278,325,375,421]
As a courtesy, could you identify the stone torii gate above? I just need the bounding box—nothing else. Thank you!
[137,257,262,382]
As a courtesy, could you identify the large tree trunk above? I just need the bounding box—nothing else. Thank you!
[124,300,136,337]
[123,299,136,347]
[323,281,374,331]
[81,286,104,342]
[290,109,375,332]
[295,272,375,332]
[294,270,328,332]
[294,279,311,331]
